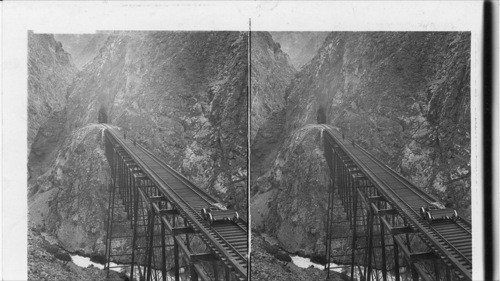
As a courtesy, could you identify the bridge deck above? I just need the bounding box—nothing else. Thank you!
[322,125,472,280]
[105,125,248,279]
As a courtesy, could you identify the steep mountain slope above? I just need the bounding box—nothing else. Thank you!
[54,33,109,69]
[66,31,248,212]
[27,33,124,279]
[270,32,328,70]
[28,32,77,158]
[29,32,249,261]
[29,124,113,255]
[251,234,343,281]
[250,32,296,181]
[255,32,471,256]
[28,228,125,281]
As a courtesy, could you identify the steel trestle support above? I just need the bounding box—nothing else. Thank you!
[103,126,245,281]
[321,126,469,281]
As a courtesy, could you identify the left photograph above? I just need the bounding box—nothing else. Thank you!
[27,31,248,281]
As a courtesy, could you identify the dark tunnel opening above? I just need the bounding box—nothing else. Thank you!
[98,106,108,124]
[317,106,327,124]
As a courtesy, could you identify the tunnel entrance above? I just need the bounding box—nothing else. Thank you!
[317,106,326,124]
[98,106,108,123]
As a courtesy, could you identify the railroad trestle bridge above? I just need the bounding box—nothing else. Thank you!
[322,125,472,281]
[102,125,248,281]
[100,122,470,281]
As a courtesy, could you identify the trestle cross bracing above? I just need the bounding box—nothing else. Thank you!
[321,125,472,281]
[103,125,248,281]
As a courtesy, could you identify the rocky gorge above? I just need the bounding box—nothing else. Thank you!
[26,29,472,280]
[269,32,328,70]
[251,31,471,266]
[28,31,248,279]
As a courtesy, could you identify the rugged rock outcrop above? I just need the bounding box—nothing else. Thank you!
[250,32,297,233]
[29,31,249,264]
[270,32,328,70]
[54,33,109,69]
[251,32,295,142]
[254,32,471,256]
[250,32,295,184]
[28,228,124,281]
[29,124,112,255]
[28,109,68,181]
[28,32,124,278]
[28,32,77,156]
[251,233,343,281]
[255,125,329,255]
[66,31,248,214]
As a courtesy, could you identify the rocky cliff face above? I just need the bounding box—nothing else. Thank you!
[270,32,328,70]
[254,32,471,256]
[29,124,112,255]
[54,33,109,69]
[250,32,296,188]
[29,31,249,262]
[251,32,295,143]
[28,228,124,281]
[28,32,77,157]
[249,32,296,233]
[28,32,119,278]
[28,33,113,259]
[251,233,343,281]
[66,31,248,213]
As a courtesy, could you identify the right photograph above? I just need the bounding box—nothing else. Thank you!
[250,32,471,281]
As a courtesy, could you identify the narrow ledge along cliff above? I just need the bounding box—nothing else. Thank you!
[251,32,471,275]
[28,31,248,280]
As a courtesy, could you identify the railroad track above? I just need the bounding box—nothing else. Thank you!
[103,125,248,279]
[321,125,472,280]
[135,143,249,256]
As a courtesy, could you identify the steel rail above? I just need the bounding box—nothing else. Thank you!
[136,143,221,205]
[323,125,472,274]
[353,138,471,228]
[136,143,249,258]
[455,219,472,235]
[352,138,472,242]
[354,142,438,205]
[232,221,248,234]
[323,127,472,268]
[321,125,472,280]
[106,128,248,278]
[104,126,247,279]
[348,131,472,267]
[135,143,249,230]
[136,144,216,205]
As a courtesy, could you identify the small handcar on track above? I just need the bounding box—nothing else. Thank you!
[201,203,240,224]
[420,202,458,224]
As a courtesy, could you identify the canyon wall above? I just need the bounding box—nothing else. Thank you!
[28,32,77,158]
[29,31,249,258]
[250,32,296,181]
[270,32,328,70]
[253,32,471,256]
[66,31,248,213]
[54,33,109,69]
[28,32,116,279]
